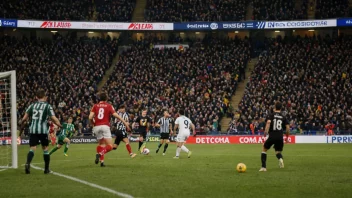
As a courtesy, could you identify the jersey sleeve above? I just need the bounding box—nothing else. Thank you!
[283,116,289,126]
[110,105,116,114]
[135,116,140,123]
[48,104,55,117]
[175,117,180,125]
[25,104,33,115]
[157,118,161,125]
[265,114,273,122]
[90,105,96,113]
[124,113,129,122]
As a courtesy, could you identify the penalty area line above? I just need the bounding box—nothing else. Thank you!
[30,164,134,198]
[0,169,7,172]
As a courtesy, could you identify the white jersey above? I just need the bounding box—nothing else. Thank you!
[175,115,192,135]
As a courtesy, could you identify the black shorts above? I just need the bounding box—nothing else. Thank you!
[139,131,147,139]
[264,138,284,151]
[114,130,128,145]
[160,133,170,140]
[29,134,49,147]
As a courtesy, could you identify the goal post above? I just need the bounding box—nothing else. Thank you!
[0,70,17,169]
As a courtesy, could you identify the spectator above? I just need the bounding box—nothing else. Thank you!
[239,36,352,134]
[96,0,136,22]
[145,0,247,22]
[0,0,93,20]
[252,0,308,20]
[0,34,119,134]
[103,37,251,133]
[315,0,349,19]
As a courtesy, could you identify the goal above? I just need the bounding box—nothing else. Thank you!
[0,71,17,169]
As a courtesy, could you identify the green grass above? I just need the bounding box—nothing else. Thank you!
[1,143,352,198]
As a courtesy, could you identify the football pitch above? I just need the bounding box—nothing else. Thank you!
[1,143,352,198]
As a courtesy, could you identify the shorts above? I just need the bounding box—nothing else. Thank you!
[29,134,49,147]
[114,130,128,145]
[160,133,170,140]
[57,135,68,145]
[176,133,190,143]
[139,131,147,139]
[93,125,112,140]
[264,138,284,151]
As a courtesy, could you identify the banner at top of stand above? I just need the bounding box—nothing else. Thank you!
[5,19,340,30]
[16,20,173,30]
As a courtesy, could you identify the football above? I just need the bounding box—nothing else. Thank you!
[236,163,247,173]
[143,148,150,155]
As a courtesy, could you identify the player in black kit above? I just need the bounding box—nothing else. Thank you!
[112,105,136,158]
[260,102,290,172]
[133,109,152,153]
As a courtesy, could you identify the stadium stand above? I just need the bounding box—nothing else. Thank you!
[315,0,350,19]
[252,0,308,20]
[95,0,136,22]
[103,37,251,134]
[237,36,352,135]
[0,0,93,20]
[0,34,118,136]
[145,0,247,22]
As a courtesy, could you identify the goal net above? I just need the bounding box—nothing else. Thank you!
[0,71,17,169]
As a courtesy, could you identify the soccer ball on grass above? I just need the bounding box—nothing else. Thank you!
[143,148,150,155]
[236,163,247,173]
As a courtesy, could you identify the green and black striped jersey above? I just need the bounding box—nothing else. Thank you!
[25,101,55,134]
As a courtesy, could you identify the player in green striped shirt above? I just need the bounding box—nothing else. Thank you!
[20,89,62,174]
[49,117,76,156]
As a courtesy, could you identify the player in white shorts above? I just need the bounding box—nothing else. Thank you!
[173,109,196,159]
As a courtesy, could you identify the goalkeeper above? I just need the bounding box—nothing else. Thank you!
[49,117,76,156]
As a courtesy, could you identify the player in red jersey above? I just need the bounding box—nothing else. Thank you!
[89,92,130,167]
[48,121,58,146]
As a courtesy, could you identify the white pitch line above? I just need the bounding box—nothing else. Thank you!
[30,165,134,198]
[0,169,7,172]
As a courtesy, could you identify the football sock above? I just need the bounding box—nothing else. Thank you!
[176,146,181,157]
[102,144,113,155]
[157,143,162,149]
[138,141,143,150]
[163,143,169,153]
[261,152,267,168]
[276,153,283,160]
[26,150,34,164]
[43,150,50,170]
[49,146,58,155]
[126,144,132,154]
[64,143,69,154]
[181,145,189,153]
[100,154,104,162]
[96,145,104,154]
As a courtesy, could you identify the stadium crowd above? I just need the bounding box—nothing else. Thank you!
[236,36,352,135]
[252,0,308,20]
[0,34,118,136]
[103,37,250,134]
[145,0,247,22]
[96,0,136,22]
[315,0,350,19]
[0,0,93,20]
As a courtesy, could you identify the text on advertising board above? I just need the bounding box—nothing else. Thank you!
[40,21,72,28]
[330,136,352,143]
[186,136,295,144]
[0,19,17,27]
[128,23,153,30]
